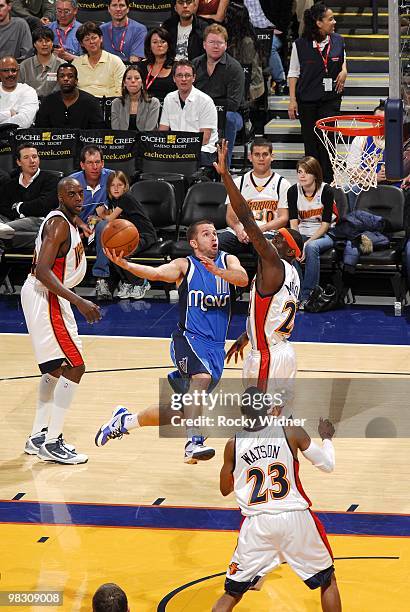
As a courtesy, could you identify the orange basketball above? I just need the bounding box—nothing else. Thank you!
[101,219,140,257]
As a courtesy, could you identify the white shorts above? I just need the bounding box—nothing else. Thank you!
[225,510,334,595]
[243,342,296,414]
[21,276,84,373]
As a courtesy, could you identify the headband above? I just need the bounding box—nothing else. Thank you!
[278,228,302,259]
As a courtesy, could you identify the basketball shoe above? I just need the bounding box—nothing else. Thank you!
[38,435,88,464]
[24,428,75,456]
[95,405,130,446]
[184,436,215,464]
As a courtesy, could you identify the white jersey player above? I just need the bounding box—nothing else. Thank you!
[214,140,302,404]
[21,178,101,465]
[212,389,342,612]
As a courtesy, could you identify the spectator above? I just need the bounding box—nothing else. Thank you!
[73,21,125,98]
[69,145,114,223]
[111,65,160,131]
[162,0,207,61]
[0,144,59,255]
[288,156,337,309]
[0,56,39,127]
[0,0,31,60]
[225,2,264,103]
[19,26,63,98]
[197,0,228,23]
[11,0,54,31]
[49,0,82,62]
[288,2,347,183]
[92,583,129,612]
[160,59,218,168]
[35,63,105,128]
[192,24,244,168]
[101,0,147,63]
[92,170,157,301]
[137,27,176,104]
[219,137,289,255]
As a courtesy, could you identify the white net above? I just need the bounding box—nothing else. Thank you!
[315,116,385,193]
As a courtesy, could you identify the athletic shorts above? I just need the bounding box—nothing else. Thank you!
[225,509,334,596]
[21,276,84,374]
[169,330,225,393]
[243,341,296,415]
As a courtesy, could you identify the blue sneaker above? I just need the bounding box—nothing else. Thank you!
[184,435,215,464]
[95,406,130,447]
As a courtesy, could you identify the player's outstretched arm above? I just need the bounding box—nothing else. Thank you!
[220,438,235,496]
[105,249,188,284]
[36,218,101,324]
[289,418,336,473]
[199,254,248,287]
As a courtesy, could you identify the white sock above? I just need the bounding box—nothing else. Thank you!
[123,414,140,430]
[46,376,79,441]
[31,374,58,435]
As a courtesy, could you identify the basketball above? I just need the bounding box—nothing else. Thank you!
[101,219,140,257]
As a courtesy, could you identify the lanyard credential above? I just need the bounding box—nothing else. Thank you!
[109,19,128,56]
[315,38,331,74]
[56,22,75,49]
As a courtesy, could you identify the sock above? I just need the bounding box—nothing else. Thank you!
[31,374,59,435]
[46,376,79,441]
[123,414,140,430]
[186,427,201,441]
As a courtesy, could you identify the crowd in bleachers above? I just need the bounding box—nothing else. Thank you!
[0,0,409,309]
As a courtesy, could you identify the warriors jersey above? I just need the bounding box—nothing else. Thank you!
[233,425,311,516]
[291,183,338,237]
[31,210,86,289]
[247,259,300,349]
[226,171,290,232]
[178,252,234,344]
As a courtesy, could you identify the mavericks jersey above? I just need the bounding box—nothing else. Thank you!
[178,253,234,344]
[31,210,86,289]
[247,259,300,349]
[233,426,311,516]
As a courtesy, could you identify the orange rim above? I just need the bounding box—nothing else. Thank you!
[315,115,384,137]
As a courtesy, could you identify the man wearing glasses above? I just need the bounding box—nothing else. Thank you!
[162,0,207,61]
[0,56,38,127]
[0,0,31,60]
[49,0,82,62]
[193,23,245,168]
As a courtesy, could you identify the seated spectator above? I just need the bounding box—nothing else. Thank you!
[137,27,176,104]
[92,170,157,301]
[19,26,63,98]
[73,22,125,98]
[0,56,39,127]
[70,145,114,223]
[0,1,31,60]
[92,583,129,612]
[288,156,337,309]
[49,0,82,62]
[159,59,218,168]
[225,2,264,103]
[101,0,147,63]
[11,0,54,31]
[162,0,207,61]
[192,24,244,168]
[197,0,228,23]
[111,65,160,131]
[35,63,105,128]
[219,138,289,255]
[0,143,59,256]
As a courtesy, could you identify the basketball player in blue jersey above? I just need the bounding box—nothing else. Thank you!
[212,388,342,612]
[96,220,248,463]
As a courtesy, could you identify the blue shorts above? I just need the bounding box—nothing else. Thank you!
[169,330,225,393]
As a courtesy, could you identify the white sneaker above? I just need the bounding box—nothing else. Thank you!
[38,435,87,464]
[130,281,151,300]
[184,436,215,464]
[95,279,112,301]
[117,282,132,299]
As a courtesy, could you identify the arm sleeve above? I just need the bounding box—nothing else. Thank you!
[225,59,245,112]
[278,177,291,209]
[34,96,51,127]
[9,0,31,18]
[19,173,59,217]
[11,88,39,128]
[287,184,299,220]
[302,439,335,473]
[111,56,126,98]
[87,96,105,129]
[199,97,218,129]
[159,97,170,127]
[18,20,33,60]
[321,184,335,224]
[110,98,121,130]
[43,0,55,21]
[130,23,147,58]
[287,42,300,78]
[144,98,160,131]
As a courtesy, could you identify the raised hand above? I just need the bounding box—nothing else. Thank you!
[213,139,230,176]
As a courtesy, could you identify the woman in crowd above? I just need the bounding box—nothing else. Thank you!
[93,171,157,301]
[137,27,176,104]
[111,65,160,131]
[19,26,63,98]
[288,156,337,309]
[197,0,229,23]
[287,2,347,182]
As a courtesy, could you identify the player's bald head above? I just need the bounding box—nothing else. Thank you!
[58,177,81,195]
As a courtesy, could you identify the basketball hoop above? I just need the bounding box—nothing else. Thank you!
[314,115,385,193]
